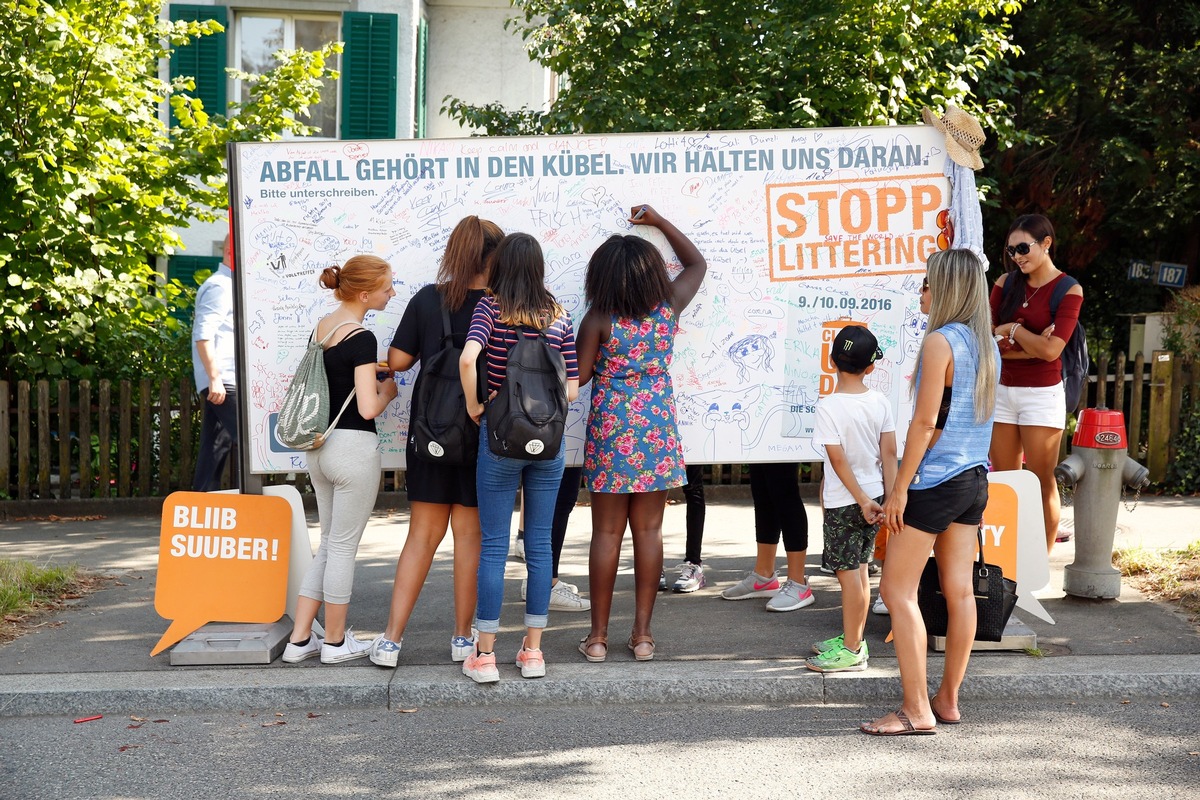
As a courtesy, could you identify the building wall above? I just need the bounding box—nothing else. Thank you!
[423,0,551,139]
[174,0,548,257]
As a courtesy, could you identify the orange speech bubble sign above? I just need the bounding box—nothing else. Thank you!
[153,492,292,656]
[980,482,1019,578]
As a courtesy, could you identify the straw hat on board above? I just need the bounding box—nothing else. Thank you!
[922,105,986,171]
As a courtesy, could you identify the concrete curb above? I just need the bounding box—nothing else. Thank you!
[3,655,1197,717]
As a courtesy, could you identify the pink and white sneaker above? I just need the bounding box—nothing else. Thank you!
[515,637,546,679]
[462,647,500,684]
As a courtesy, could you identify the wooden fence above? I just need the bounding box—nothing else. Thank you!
[1,353,1195,501]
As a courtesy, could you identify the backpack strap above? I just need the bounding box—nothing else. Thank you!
[314,319,364,441]
[440,305,455,347]
[1048,274,1079,316]
[316,319,363,347]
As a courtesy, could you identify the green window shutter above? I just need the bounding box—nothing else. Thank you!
[168,5,229,127]
[167,255,222,325]
[341,12,398,140]
[415,18,428,138]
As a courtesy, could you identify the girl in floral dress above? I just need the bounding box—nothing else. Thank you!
[576,205,706,662]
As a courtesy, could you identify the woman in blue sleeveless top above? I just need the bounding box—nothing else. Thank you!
[862,249,999,736]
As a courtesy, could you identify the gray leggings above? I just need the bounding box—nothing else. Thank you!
[299,429,380,605]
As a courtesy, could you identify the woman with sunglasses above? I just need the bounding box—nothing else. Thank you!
[989,214,1084,553]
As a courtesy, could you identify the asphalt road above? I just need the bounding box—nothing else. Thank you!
[2,700,1197,799]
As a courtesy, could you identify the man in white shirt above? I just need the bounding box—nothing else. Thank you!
[191,236,239,492]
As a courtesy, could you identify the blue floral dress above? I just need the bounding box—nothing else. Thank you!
[583,302,687,493]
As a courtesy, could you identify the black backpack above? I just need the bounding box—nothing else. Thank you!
[485,325,567,460]
[1002,274,1089,412]
[408,306,478,465]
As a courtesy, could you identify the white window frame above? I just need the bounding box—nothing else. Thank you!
[233,12,341,139]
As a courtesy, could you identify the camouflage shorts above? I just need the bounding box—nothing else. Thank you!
[822,499,881,572]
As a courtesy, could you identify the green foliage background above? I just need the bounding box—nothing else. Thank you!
[0,0,340,383]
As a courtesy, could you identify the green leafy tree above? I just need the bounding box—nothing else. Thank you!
[0,0,340,382]
[981,0,1200,351]
[445,0,1025,135]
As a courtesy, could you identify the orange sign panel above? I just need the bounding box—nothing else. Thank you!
[152,492,292,656]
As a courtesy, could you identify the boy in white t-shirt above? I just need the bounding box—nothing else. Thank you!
[807,325,897,673]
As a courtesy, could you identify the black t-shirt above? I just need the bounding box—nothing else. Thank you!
[324,328,379,433]
[390,284,485,359]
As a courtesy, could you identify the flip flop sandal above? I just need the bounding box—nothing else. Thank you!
[930,696,962,725]
[860,709,937,736]
[578,634,608,663]
[627,634,655,662]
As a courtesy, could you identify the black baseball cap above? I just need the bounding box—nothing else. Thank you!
[831,325,883,372]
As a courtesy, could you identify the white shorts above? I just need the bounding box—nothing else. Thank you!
[994,383,1066,429]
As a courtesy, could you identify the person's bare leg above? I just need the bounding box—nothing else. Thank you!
[838,564,870,651]
[930,522,980,723]
[449,504,481,638]
[1020,424,1065,552]
[989,422,1024,471]
[381,502,451,642]
[322,601,349,644]
[864,525,938,733]
[753,542,778,579]
[290,596,322,643]
[785,548,808,585]
[628,491,667,656]
[585,493,630,658]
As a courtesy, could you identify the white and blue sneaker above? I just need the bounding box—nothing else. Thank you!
[369,635,402,668]
[451,630,477,663]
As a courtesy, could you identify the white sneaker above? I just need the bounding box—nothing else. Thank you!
[672,562,707,593]
[765,579,815,611]
[281,635,323,663]
[369,635,401,668]
[549,580,591,611]
[320,629,372,664]
[521,579,580,600]
[872,595,890,615]
[451,629,478,662]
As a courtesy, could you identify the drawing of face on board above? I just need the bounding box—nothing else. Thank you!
[727,333,775,382]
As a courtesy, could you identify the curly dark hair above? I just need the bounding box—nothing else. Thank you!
[585,235,672,318]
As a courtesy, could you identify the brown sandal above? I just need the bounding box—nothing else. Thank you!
[627,634,655,662]
[578,634,608,662]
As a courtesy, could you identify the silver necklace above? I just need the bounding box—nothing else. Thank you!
[1022,283,1044,309]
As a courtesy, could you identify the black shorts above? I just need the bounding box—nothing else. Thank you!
[404,442,478,507]
[905,465,988,534]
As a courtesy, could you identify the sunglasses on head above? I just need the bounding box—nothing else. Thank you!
[1005,241,1038,258]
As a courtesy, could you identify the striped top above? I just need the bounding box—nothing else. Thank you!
[466,295,579,392]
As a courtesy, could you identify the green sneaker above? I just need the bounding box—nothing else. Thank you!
[805,643,868,673]
[811,633,844,655]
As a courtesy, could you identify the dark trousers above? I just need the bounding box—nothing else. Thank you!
[550,466,584,579]
[749,462,808,552]
[682,463,706,564]
[193,386,240,493]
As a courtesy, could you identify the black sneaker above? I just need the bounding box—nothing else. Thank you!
[659,570,668,591]
[819,555,835,575]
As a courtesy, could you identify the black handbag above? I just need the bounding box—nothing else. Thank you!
[917,528,1018,643]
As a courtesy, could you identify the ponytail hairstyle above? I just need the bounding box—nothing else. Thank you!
[911,248,997,422]
[487,233,563,329]
[438,215,504,311]
[319,254,392,301]
[997,213,1056,323]
[585,235,672,318]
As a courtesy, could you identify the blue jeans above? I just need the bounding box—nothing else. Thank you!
[475,417,564,633]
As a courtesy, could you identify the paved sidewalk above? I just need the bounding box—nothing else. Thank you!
[1,491,1198,716]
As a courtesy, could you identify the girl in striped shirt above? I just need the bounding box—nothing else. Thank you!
[457,232,579,683]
